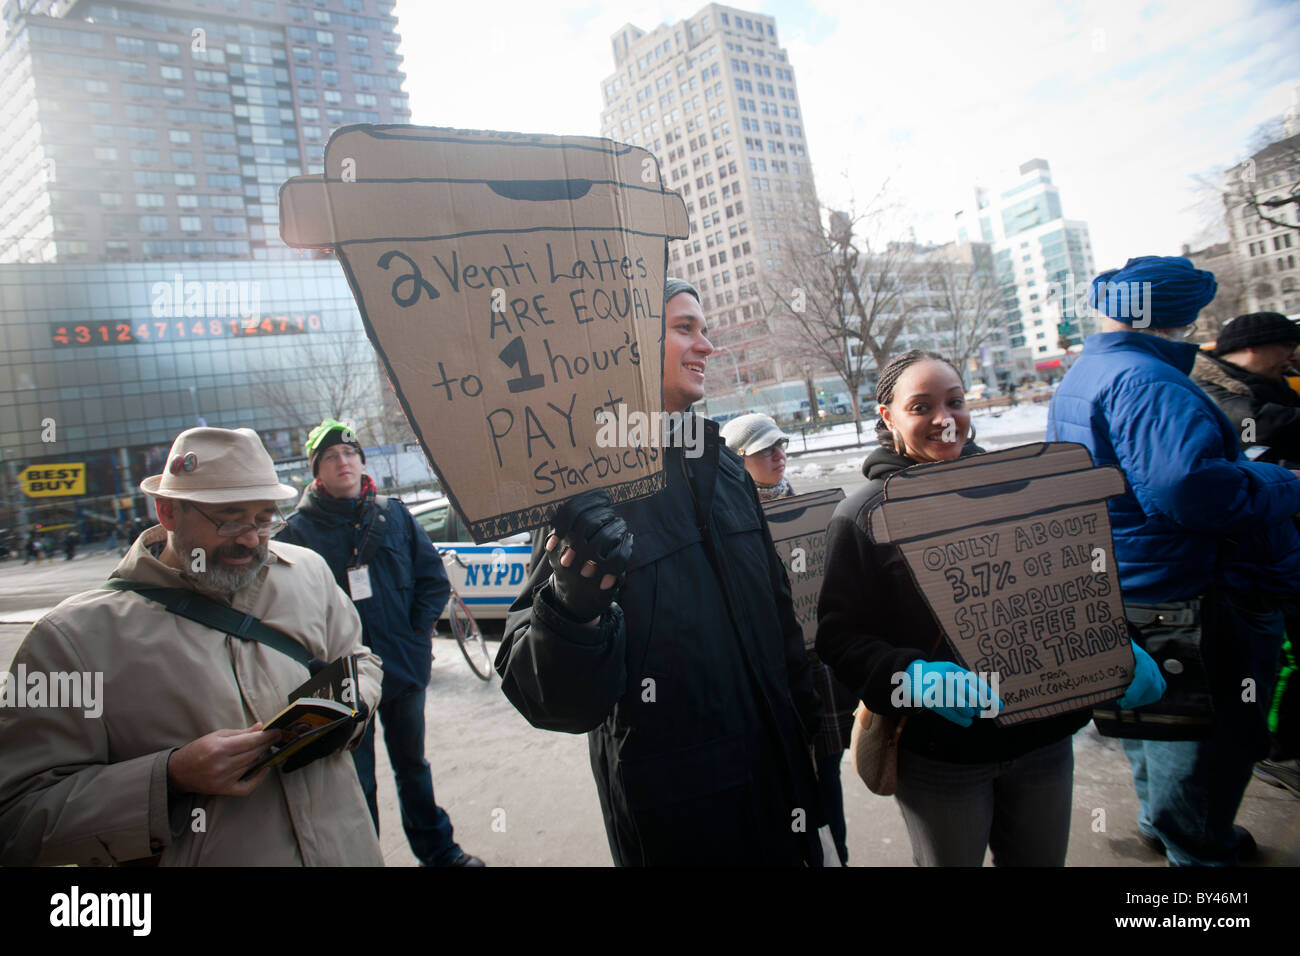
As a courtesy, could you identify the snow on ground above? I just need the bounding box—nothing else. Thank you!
[785,402,1049,454]
[783,402,1051,477]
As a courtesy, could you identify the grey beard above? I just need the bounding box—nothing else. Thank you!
[189,557,266,593]
[174,531,268,593]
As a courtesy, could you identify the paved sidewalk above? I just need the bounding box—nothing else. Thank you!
[2,556,1298,867]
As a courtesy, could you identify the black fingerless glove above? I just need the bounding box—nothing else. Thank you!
[547,489,634,623]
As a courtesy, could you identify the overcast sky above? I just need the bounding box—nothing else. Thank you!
[394,0,1300,273]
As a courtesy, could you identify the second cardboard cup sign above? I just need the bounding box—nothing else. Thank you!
[279,126,689,542]
[763,488,846,650]
[867,443,1135,725]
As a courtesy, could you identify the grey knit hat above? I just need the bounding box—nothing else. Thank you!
[721,413,789,456]
[664,277,700,305]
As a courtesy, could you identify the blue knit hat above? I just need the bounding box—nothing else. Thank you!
[1090,256,1217,329]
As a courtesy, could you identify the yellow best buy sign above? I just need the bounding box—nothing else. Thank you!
[19,463,86,497]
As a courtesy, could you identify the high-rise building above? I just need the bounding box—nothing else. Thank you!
[0,0,416,536]
[0,0,409,264]
[954,158,1097,376]
[599,4,822,417]
[894,240,1018,387]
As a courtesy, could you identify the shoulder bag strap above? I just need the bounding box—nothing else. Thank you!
[102,577,313,667]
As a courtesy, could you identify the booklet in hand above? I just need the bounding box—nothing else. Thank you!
[242,655,362,778]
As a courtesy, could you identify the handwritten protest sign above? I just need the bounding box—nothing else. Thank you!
[763,489,845,649]
[279,126,689,541]
[867,443,1133,725]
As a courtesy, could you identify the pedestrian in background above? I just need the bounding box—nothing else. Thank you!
[721,412,793,501]
[1193,311,1300,465]
[277,419,483,867]
[1191,310,1300,798]
[723,411,856,864]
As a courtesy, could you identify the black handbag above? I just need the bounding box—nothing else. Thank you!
[1092,597,1216,741]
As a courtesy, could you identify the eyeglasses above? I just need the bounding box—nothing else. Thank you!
[752,439,788,459]
[187,503,286,537]
[320,446,361,466]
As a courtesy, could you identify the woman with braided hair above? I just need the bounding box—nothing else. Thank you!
[815,350,1103,865]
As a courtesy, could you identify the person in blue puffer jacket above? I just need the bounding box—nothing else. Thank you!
[1048,255,1300,866]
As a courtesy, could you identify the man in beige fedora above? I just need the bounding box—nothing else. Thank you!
[0,427,384,866]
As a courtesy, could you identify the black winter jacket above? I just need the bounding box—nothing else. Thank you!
[1191,352,1300,465]
[277,488,450,697]
[816,446,1091,764]
[496,418,824,866]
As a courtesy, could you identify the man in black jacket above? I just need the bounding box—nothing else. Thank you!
[277,419,483,867]
[1193,311,1300,797]
[496,279,825,866]
[1193,311,1300,465]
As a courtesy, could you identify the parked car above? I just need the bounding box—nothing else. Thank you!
[407,496,532,620]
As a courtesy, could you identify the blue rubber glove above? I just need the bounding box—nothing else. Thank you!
[1116,642,1166,710]
[904,660,1004,727]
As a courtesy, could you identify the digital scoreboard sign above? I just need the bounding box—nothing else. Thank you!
[50,314,322,347]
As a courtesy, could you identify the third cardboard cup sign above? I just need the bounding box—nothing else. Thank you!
[867,442,1134,725]
[279,126,689,542]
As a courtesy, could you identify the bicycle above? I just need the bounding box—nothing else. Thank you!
[441,550,494,681]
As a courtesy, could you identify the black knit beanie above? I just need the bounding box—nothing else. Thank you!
[1214,312,1300,356]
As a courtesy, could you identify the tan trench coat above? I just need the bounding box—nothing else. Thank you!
[0,527,385,866]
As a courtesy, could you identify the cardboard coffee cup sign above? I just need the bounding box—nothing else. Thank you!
[763,488,846,650]
[279,126,689,542]
[867,443,1134,725]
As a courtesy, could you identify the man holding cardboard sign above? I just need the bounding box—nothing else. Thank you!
[278,127,690,543]
[496,279,825,866]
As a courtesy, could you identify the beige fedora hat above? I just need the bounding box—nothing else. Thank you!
[140,427,299,503]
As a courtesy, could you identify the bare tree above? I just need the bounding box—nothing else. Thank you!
[763,201,921,435]
[922,246,1004,376]
[1225,120,1300,235]
[1187,248,1248,341]
[252,328,415,461]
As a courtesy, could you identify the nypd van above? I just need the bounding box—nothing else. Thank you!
[408,496,532,620]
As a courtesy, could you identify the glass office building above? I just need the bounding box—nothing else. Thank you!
[0,258,378,535]
[0,0,419,542]
[0,0,408,264]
